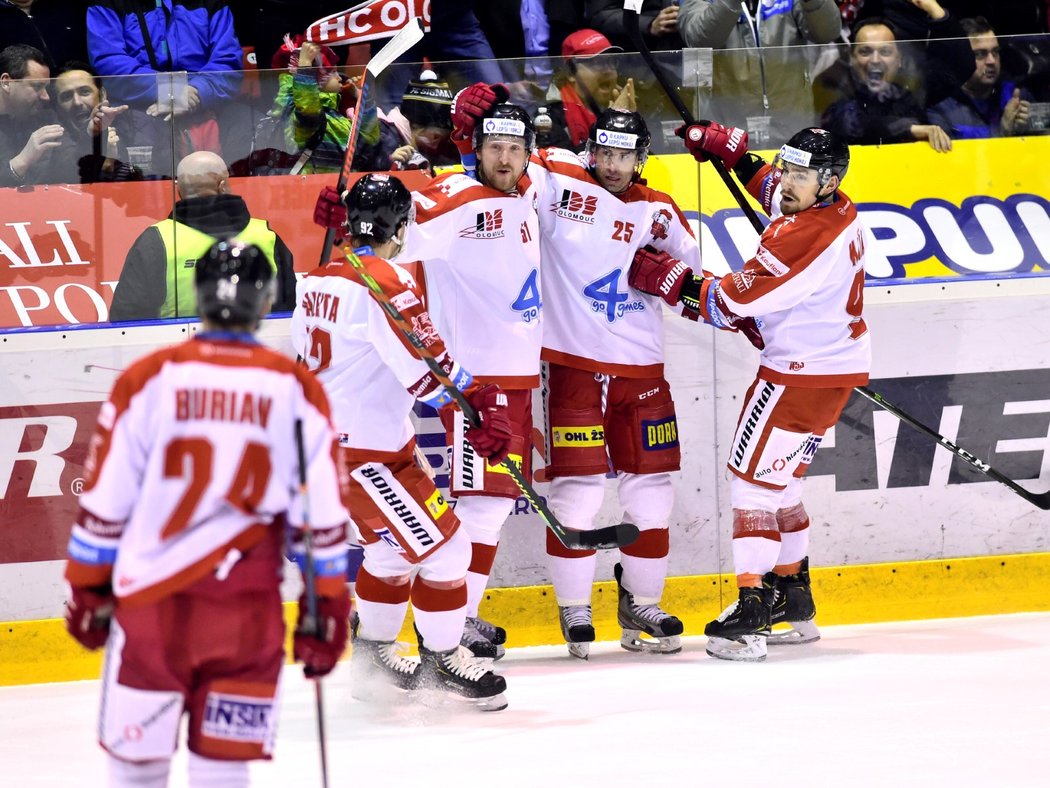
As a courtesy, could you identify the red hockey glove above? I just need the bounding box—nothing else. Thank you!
[65,585,114,651]
[736,316,765,350]
[464,383,513,465]
[294,589,351,679]
[629,245,693,307]
[676,122,749,169]
[450,82,510,155]
[313,185,347,240]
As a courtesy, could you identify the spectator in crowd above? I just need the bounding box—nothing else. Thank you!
[53,62,142,183]
[109,150,296,321]
[588,0,684,52]
[679,0,842,147]
[475,0,552,91]
[0,0,88,70]
[541,29,635,151]
[928,17,1034,137]
[86,0,243,172]
[383,71,459,169]
[819,15,958,150]
[855,0,1046,40]
[266,37,418,174]
[0,44,71,186]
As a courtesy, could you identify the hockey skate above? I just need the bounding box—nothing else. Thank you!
[349,614,419,702]
[558,604,595,660]
[704,586,772,662]
[461,616,507,660]
[764,557,820,645]
[417,644,508,712]
[614,563,683,655]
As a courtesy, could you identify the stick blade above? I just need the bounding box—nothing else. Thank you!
[366,18,424,78]
[569,522,640,551]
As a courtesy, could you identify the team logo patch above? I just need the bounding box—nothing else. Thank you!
[649,208,672,240]
[641,416,678,451]
[551,425,605,448]
[202,693,274,743]
[459,209,504,239]
[552,189,597,224]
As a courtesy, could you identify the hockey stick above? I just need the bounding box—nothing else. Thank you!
[623,2,1050,510]
[854,386,1050,510]
[621,0,766,234]
[335,246,641,550]
[293,419,332,788]
[317,18,425,266]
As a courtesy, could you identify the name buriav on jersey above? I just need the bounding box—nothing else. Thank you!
[174,388,273,428]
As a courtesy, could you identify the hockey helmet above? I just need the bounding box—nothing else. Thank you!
[472,102,536,151]
[195,240,275,328]
[342,173,414,242]
[586,108,651,173]
[774,128,850,191]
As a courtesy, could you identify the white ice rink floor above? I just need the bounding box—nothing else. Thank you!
[3,613,1049,787]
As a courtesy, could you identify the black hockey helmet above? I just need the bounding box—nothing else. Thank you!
[472,102,536,151]
[195,240,275,328]
[342,173,414,243]
[586,108,651,175]
[775,128,850,191]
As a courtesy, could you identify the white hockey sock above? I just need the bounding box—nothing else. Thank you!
[777,528,809,567]
[549,553,598,606]
[186,752,249,788]
[732,535,781,578]
[465,571,489,619]
[413,605,467,652]
[107,756,170,788]
[618,553,669,604]
[355,598,410,642]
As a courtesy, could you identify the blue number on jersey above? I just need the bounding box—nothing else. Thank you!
[584,269,630,323]
[512,268,541,323]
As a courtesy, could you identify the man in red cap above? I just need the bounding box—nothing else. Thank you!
[543,28,629,150]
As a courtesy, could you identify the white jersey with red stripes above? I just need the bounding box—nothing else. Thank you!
[65,334,348,605]
[401,171,542,390]
[528,147,700,378]
[720,164,875,387]
[290,251,472,454]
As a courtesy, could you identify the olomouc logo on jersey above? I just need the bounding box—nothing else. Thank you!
[459,210,504,239]
[551,189,597,224]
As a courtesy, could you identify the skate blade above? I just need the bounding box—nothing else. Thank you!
[705,635,767,662]
[620,630,682,655]
[416,687,508,712]
[768,620,820,645]
[567,641,590,660]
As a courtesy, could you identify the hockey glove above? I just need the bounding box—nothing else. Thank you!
[676,122,749,170]
[464,383,514,466]
[313,185,348,240]
[450,82,510,156]
[65,584,114,651]
[699,278,765,350]
[629,245,693,307]
[294,588,351,679]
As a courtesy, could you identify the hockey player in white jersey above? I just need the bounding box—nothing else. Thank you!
[64,241,351,787]
[452,84,691,658]
[630,124,873,661]
[292,173,513,710]
[313,99,542,661]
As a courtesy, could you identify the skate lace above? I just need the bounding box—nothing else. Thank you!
[444,646,493,680]
[561,604,591,628]
[378,641,417,675]
[630,602,671,625]
[715,599,741,623]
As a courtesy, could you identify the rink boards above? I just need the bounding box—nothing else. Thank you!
[2,277,1050,684]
